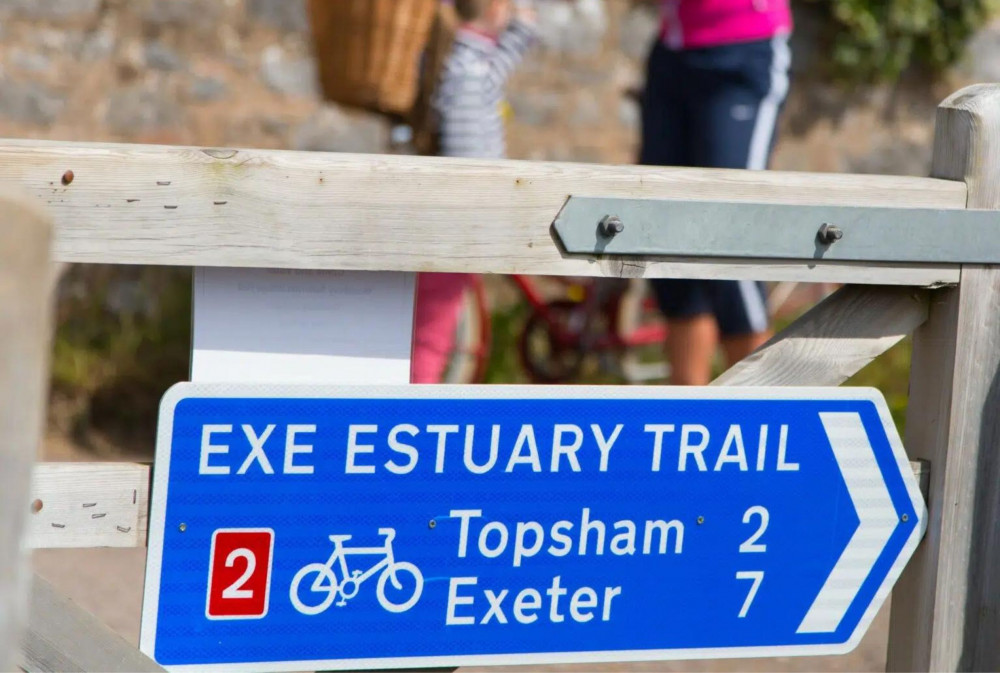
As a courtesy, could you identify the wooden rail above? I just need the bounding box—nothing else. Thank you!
[26,464,150,549]
[0,139,966,286]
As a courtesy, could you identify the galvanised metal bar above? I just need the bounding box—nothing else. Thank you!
[553,197,999,264]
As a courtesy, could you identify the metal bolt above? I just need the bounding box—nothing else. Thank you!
[901,514,909,522]
[178,522,187,532]
[697,516,705,525]
[817,223,844,245]
[428,519,437,529]
[599,215,625,238]
[61,170,74,186]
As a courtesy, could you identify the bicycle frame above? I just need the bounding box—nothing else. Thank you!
[326,530,396,588]
[510,275,666,352]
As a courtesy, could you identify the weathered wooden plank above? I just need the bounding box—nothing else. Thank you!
[887,83,1000,672]
[0,192,52,672]
[712,285,929,387]
[0,139,965,286]
[26,463,150,549]
[20,575,164,673]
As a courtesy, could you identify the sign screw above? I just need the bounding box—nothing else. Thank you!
[817,223,844,245]
[697,516,705,525]
[599,215,625,238]
[178,522,187,532]
[901,514,909,522]
[428,519,437,529]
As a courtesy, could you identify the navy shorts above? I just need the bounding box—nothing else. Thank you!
[640,36,791,336]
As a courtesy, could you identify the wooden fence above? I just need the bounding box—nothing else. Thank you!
[1,83,998,672]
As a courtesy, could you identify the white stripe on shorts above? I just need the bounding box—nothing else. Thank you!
[738,280,770,334]
[738,31,791,333]
[747,31,791,171]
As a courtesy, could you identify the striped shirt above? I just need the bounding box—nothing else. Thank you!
[433,20,534,159]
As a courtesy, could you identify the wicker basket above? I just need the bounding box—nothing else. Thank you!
[308,0,439,117]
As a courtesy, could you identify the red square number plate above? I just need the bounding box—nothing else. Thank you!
[205,528,274,620]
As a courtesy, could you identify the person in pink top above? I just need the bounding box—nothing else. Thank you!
[642,0,792,385]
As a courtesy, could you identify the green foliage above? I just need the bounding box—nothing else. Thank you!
[847,338,911,436]
[51,267,192,452]
[805,0,998,80]
[483,301,531,384]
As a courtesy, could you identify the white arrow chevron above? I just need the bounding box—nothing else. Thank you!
[796,412,899,634]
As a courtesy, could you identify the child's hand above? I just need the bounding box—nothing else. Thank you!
[514,0,537,25]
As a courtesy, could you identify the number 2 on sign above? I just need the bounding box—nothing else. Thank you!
[739,505,769,553]
[221,548,256,599]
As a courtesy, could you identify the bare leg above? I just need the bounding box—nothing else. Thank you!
[667,314,719,385]
[721,330,772,368]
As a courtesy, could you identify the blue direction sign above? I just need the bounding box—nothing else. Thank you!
[141,384,926,672]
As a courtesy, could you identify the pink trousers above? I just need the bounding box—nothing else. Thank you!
[411,272,473,383]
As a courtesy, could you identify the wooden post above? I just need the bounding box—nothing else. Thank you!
[886,84,1000,672]
[0,192,52,670]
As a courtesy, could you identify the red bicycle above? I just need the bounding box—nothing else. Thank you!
[444,275,670,384]
[442,276,835,384]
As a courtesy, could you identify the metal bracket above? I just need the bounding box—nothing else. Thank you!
[552,196,1000,264]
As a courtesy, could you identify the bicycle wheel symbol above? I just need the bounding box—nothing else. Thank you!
[289,563,338,616]
[376,561,423,613]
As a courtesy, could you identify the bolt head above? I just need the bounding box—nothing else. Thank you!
[818,223,844,245]
[600,215,624,237]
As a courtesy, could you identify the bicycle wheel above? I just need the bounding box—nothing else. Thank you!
[615,279,671,383]
[442,278,491,383]
[289,563,338,615]
[518,300,587,383]
[376,561,424,613]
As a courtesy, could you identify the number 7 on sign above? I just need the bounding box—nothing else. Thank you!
[736,571,764,618]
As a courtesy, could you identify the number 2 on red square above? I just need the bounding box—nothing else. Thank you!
[206,528,274,619]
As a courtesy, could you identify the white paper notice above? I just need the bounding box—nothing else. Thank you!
[191,267,415,385]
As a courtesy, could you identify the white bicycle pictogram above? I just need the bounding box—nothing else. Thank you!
[289,527,423,615]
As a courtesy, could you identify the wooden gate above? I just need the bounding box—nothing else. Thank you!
[1,83,998,672]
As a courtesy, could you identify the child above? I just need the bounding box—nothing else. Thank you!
[411,0,535,383]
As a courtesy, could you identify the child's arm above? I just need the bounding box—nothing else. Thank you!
[485,17,536,91]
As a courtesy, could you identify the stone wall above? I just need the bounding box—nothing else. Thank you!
[1,0,995,173]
